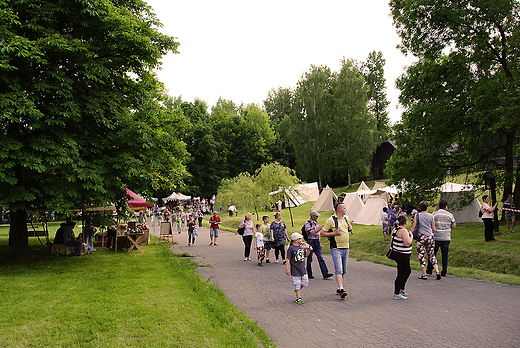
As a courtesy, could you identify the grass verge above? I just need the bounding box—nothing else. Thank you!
[0,224,274,348]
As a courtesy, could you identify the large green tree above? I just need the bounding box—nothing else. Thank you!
[263,87,296,168]
[288,61,377,189]
[0,0,186,260]
[360,50,391,138]
[387,0,520,200]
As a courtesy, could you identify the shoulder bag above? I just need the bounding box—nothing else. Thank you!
[412,213,420,240]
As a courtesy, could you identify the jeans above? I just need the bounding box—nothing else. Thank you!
[393,252,411,295]
[242,235,253,258]
[188,230,196,244]
[306,239,330,277]
[66,240,82,256]
[331,248,349,275]
[427,240,450,276]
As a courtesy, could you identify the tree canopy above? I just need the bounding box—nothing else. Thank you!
[387,0,520,200]
[0,0,186,259]
[287,60,378,189]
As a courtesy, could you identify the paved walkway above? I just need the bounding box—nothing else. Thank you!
[154,225,520,347]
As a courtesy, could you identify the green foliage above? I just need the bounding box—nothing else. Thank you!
[288,60,378,188]
[387,0,520,201]
[216,163,299,218]
[0,0,188,259]
[360,50,391,138]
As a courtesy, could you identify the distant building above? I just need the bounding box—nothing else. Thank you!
[372,139,396,179]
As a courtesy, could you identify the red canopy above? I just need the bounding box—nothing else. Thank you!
[125,188,153,208]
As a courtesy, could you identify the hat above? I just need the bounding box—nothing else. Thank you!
[310,210,320,217]
[291,232,303,240]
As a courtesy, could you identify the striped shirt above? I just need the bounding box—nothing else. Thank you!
[391,227,412,254]
[433,209,456,241]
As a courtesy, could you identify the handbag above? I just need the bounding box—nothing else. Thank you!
[412,213,420,240]
[193,228,199,237]
[386,230,397,260]
[237,225,245,235]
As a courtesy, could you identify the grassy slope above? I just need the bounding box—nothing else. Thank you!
[0,223,274,348]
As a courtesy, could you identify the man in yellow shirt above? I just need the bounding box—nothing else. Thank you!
[320,202,353,298]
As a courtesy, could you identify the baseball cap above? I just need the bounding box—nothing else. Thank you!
[291,232,303,240]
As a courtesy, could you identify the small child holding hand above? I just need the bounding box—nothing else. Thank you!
[255,224,265,266]
[286,232,312,304]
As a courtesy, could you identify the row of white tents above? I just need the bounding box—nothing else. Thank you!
[307,181,483,225]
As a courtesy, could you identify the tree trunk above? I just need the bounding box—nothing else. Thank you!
[9,209,29,262]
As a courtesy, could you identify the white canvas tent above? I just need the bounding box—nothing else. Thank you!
[357,181,375,203]
[284,182,320,208]
[311,185,337,212]
[163,192,192,203]
[341,192,364,222]
[434,182,482,223]
[352,197,387,225]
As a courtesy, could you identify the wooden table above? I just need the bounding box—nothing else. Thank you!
[115,233,145,253]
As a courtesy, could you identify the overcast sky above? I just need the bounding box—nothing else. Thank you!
[146,0,416,123]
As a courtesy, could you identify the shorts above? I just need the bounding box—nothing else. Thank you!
[331,248,349,275]
[291,274,309,290]
[210,228,219,237]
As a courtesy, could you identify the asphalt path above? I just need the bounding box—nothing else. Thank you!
[157,225,520,348]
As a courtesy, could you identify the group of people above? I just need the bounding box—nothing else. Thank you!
[238,202,353,305]
[482,193,516,242]
[384,200,456,299]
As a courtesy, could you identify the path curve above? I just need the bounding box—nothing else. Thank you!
[161,226,520,347]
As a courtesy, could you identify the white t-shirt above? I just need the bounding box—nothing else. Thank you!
[255,232,264,248]
[381,212,388,224]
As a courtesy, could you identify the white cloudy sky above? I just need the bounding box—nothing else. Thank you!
[146,0,416,123]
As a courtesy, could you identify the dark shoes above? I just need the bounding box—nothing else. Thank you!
[340,289,347,298]
[436,273,441,280]
[323,274,334,279]
[308,275,315,279]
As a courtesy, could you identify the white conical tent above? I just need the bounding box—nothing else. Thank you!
[341,192,364,222]
[357,181,375,203]
[353,197,387,225]
[311,185,337,212]
[434,182,482,223]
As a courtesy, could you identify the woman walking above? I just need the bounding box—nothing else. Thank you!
[270,212,288,264]
[238,213,254,261]
[391,216,413,299]
[411,201,441,280]
[187,214,196,246]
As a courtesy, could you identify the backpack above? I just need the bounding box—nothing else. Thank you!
[329,216,353,235]
[301,220,311,241]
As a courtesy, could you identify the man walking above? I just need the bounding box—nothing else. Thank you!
[427,200,456,277]
[304,210,333,279]
[209,211,221,246]
[320,202,353,298]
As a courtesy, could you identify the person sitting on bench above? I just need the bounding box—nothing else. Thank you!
[63,221,82,256]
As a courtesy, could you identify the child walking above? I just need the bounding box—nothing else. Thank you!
[286,232,312,305]
[255,224,265,266]
[261,215,274,263]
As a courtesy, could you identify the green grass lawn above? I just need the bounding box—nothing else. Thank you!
[219,201,520,286]
[1,198,518,347]
[0,223,274,348]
